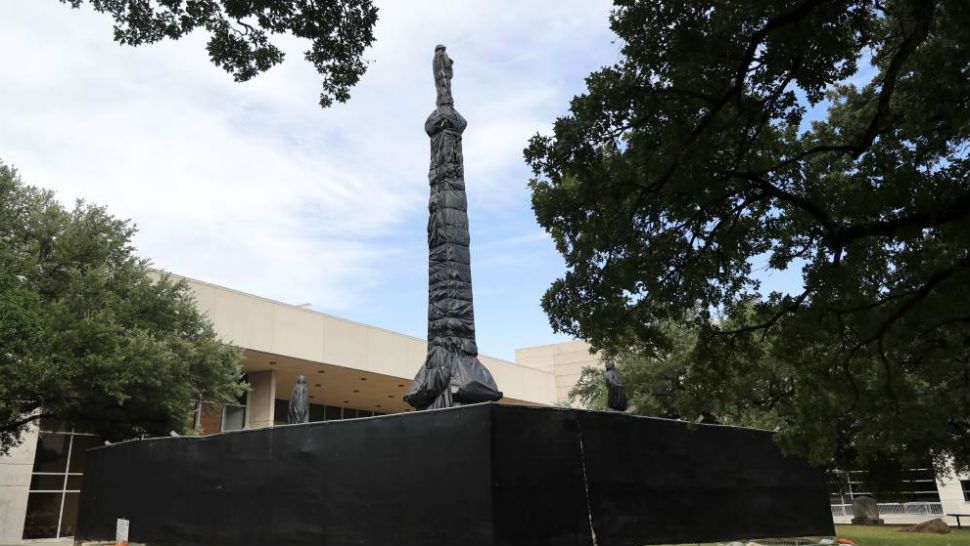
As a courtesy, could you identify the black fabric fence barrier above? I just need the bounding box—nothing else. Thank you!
[77,403,833,546]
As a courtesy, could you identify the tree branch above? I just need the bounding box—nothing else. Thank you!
[645,0,831,192]
[858,254,970,346]
[715,287,813,336]
[727,170,834,229]
[733,0,829,100]
[747,5,935,172]
[852,4,934,158]
[833,192,970,246]
[0,411,47,433]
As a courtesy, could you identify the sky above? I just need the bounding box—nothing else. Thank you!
[0,1,805,361]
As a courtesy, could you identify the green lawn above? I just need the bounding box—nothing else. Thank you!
[8,526,969,546]
[834,524,970,546]
[646,525,970,546]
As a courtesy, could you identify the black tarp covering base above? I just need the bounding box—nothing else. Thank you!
[76,403,834,546]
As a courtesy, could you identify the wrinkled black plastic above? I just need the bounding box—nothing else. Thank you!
[76,404,833,546]
[605,367,628,412]
[405,84,502,408]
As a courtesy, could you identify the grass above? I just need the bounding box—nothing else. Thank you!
[834,524,970,546]
[647,524,970,546]
[9,525,969,546]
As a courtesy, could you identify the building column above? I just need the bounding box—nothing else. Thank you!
[938,468,970,527]
[0,423,39,544]
[247,370,276,429]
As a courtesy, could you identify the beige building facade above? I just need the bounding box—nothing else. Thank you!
[516,340,601,406]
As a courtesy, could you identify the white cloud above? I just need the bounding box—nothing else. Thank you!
[0,0,615,348]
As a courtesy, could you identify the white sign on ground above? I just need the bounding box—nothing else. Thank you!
[115,518,129,545]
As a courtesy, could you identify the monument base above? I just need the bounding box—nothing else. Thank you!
[77,403,833,546]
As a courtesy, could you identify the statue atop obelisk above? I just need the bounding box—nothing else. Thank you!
[404,45,503,410]
[433,44,454,107]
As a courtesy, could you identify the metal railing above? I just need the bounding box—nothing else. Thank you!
[831,502,944,518]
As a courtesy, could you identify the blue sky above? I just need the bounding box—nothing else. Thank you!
[0,1,809,361]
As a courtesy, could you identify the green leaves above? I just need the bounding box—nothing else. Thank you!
[61,0,378,108]
[531,0,970,478]
[0,162,243,453]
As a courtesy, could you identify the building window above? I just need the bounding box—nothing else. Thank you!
[272,399,384,425]
[324,405,342,421]
[828,468,942,509]
[23,423,97,540]
[222,405,247,431]
[962,480,970,502]
[222,381,249,431]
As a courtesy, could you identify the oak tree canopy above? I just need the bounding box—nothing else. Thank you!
[61,0,378,107]
[528,0,970,476]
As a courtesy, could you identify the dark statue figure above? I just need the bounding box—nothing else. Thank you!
[404,46,503,410]
[433,44,454,107]
[604,360,628,412]
[288,375,309,424]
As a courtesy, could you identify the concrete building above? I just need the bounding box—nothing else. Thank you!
[0,274,594,543]
[516,340,601,406]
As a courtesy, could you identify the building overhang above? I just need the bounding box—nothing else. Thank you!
[157,271,557,408]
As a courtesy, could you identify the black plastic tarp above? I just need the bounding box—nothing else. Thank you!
[76,403,833,546]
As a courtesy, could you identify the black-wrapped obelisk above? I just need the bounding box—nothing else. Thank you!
[404,45,503,410]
